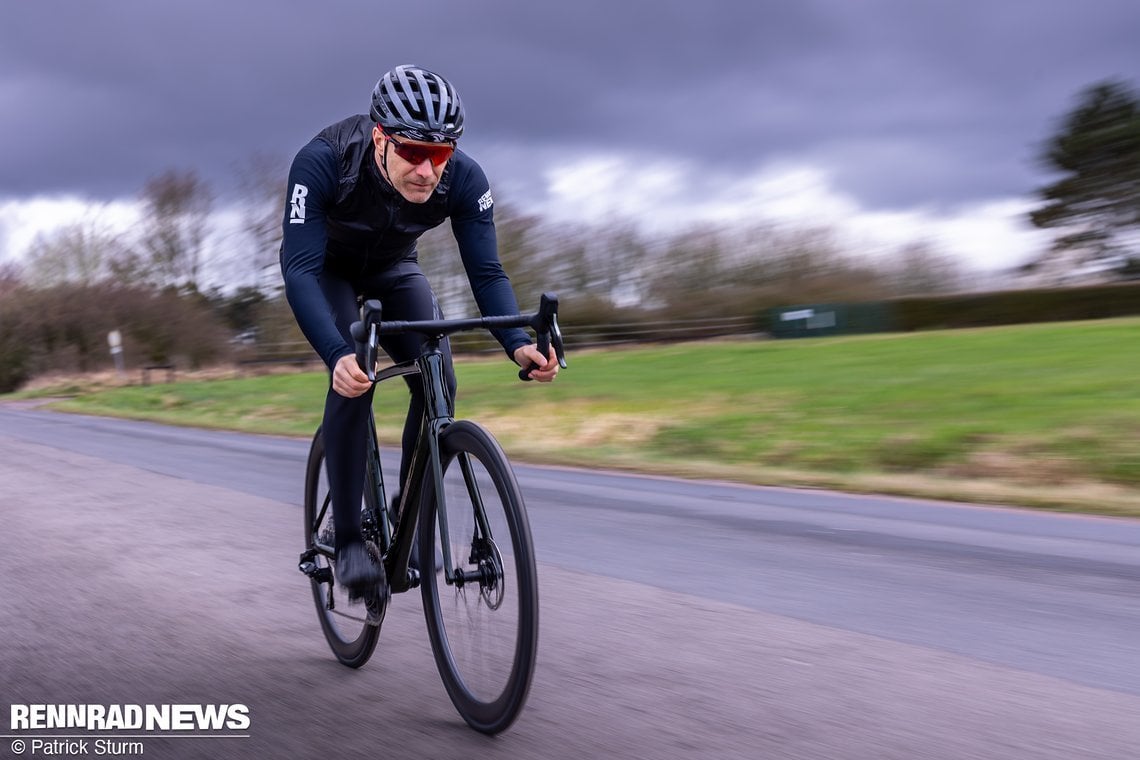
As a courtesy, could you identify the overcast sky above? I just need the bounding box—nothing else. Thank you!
[2,0,1137,271]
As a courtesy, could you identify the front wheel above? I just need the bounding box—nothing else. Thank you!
[419,420,539,734]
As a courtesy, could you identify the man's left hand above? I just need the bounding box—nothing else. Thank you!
[513,344,560,382]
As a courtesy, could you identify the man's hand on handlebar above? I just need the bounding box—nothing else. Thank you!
[333,352,373,398]
[514,344,560,383]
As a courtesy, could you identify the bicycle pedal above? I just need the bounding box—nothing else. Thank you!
[300,562,334,585]
[297,548,318,573]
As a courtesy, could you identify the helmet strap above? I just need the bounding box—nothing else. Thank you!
[375,130,394,187]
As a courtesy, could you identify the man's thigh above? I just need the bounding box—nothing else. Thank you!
[361,259,442,365]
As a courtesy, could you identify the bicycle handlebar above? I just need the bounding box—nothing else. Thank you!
[349,292,568,383]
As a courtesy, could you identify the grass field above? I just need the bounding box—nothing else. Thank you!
[13,317,1140,516]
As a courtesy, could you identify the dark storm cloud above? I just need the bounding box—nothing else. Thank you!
[1,0,1137,210]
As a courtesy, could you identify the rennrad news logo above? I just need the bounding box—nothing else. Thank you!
[10,703,251,731]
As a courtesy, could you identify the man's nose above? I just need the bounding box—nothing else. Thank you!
[414,158,434,176]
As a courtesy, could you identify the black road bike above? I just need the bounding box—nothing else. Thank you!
[298,293,566,734]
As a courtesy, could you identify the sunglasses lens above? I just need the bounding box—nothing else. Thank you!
[392,140,454,167]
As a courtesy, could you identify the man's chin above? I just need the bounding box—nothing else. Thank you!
[400,185,435,203]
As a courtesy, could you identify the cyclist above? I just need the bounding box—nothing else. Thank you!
[280,64,559,601]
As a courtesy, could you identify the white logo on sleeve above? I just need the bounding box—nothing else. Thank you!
[289,184,309,224]
[477,189,493,212]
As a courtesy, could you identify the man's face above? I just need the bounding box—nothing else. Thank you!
[373,127,454,204]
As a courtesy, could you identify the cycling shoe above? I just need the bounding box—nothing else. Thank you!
[336,541,384,603]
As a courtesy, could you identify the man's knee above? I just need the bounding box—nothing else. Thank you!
[325,384,374,422]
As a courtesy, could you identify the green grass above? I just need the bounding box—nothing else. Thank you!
[13,317,1140,516]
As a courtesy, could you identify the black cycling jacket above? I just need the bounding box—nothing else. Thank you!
[280,114,529,368]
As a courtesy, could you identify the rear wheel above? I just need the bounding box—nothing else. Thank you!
[419,420,539,734]
[303,427,385,668]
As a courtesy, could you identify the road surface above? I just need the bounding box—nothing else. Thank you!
[2,405,1138,759]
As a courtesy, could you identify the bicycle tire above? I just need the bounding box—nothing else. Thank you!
[303,426,382,668]
[419,420,539,734]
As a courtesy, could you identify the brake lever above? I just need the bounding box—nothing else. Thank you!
[351,299,383,382]
[519,292,567,381]
[549,314,568,369]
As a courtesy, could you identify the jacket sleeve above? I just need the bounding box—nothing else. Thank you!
[449,158,531,359]
[279,139,352,369]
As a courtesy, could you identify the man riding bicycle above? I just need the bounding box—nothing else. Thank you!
[280,64,559,602]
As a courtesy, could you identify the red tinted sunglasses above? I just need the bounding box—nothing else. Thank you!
[387,133,455,167]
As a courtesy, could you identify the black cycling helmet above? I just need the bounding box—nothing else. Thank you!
[369,64,465,143]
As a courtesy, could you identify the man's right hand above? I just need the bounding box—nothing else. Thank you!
[332,353,373,398]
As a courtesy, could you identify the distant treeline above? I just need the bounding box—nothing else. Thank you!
[3,152,1137,392]
[3,264,1139,395]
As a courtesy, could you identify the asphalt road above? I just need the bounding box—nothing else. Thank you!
[2,405,1138,759]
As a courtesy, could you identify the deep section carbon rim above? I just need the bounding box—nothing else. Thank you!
[420,420,538,734]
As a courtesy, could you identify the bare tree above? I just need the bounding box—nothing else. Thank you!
[554,221,652,307]
[234,152,289,293]
[642,222,906,316]
[136,169,214,292]
[23,208,122,287]
[485,204,553,310]
[890,242,966,296]
[416,223,472,316]
[0,260,24,296]
[419,202,554,317]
